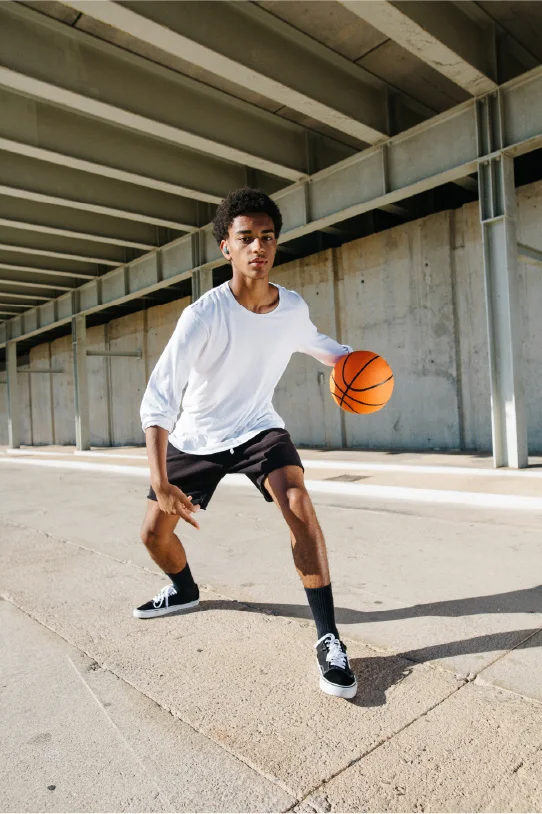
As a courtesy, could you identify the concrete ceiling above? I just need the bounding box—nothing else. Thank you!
[0,0,540,331]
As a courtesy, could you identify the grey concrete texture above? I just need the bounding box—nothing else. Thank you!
[304,681,542,813]
[0,600,295,813]
[1,459,541,685]
[2,457,542,810]
[2,178,542,452]
[0,520,462,800]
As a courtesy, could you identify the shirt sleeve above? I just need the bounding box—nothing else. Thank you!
[296,297,353,366]
[140,307,209,433]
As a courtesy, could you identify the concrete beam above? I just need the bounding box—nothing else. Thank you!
[0,153,202,237]
[342,1,498,96]
[2,66,542,348]
[0,243,119,267]
[0,218,155,251]
[0,4,315,180]
[62,0,389,144]
[0,135,220,206]
[0,263,95,281]
[0,292,50,301]
[72,314,90,451]
[0,278,71,292]
[6,341,20,448]
[0,184,193,233]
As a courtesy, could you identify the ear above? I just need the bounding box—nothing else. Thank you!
[220,239,230,260]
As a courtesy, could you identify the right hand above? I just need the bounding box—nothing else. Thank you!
[153,482,200,529]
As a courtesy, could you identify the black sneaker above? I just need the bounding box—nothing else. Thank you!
[315,633,358,699]
[133,584,200,619]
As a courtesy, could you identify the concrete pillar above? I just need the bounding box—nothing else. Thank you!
[478,95,527,468]
[72,315,90,451]
[191,269,214,302]
[6,341,20,449]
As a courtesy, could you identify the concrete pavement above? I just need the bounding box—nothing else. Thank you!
[1,449,542,811]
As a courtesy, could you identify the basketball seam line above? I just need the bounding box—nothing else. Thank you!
[331,375,388,408]
[347,374,394,393]
[338,354,382,408]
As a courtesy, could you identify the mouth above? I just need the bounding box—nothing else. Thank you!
[249,259,267,267]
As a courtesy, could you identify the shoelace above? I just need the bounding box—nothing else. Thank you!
[321,635,348,670]
[152,584,177,609]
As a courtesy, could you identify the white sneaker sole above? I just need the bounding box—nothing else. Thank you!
[319,674,358,699]
[133,598,200,619]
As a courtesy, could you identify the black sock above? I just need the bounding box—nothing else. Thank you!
[166,563,199,602]
[305,583,339,640]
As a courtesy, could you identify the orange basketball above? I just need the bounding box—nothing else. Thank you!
[330,350,394,414]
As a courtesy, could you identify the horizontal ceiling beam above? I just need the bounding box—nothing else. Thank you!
[0,218,155,251]
[0,89,299,204]
[0,278,72,292]
[0,149,209,232]
[0,263,95,281]
[2,66,542,348]
[0,184,193,233]
[62,0,389,144]
[0,291,50,301]
[0,65,304,181]
[0,4,317,180]
[0,136,223,205]
[342,1,498,97]
[0,244,119,267]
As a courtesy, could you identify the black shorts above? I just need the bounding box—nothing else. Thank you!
[147,428,303,510]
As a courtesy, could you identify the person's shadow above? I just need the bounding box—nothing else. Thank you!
[196,585,542,707]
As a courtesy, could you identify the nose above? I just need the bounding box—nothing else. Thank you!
[252,238,265,253]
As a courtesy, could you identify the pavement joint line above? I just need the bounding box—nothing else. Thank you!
[286,678,469,812]
[469,627,542,702]
[3,455,542,511]
[65,654,174,810]
[0,592,299,803]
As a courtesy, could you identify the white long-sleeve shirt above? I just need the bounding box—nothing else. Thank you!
[140,281,351,454]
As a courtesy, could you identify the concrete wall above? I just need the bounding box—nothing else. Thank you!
[1,182,541,452]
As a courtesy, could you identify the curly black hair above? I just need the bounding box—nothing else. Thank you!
[212,187,283,244]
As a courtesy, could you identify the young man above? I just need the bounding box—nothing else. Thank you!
[136,187,357,699]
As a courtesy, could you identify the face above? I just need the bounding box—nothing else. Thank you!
[221,213,277,279]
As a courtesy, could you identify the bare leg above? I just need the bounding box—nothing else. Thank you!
[264,465,331,589]
[140,499,188,573]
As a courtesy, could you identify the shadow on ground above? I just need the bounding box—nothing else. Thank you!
[224,585,542,624]
[159,592,542,708]
[143,585,542,707]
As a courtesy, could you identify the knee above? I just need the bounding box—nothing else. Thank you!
[282,485,312,518]
[140,525,164,551]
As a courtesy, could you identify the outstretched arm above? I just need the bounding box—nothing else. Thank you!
[296,300,352,365]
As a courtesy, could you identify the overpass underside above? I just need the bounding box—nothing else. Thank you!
[0,0,541,467]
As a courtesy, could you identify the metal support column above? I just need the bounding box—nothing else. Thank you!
[477,94,527,468]
[190,231,214,302]
[191,269,214,302]
[72,314,90,451]
[6,341,20,449]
